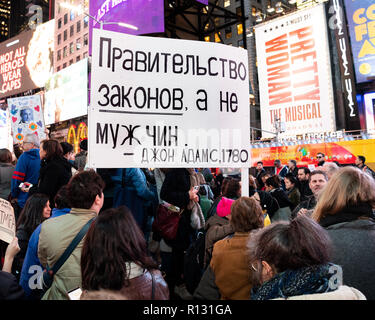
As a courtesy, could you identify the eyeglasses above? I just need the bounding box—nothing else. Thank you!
[316,156,323,159]
[251,262,258,272]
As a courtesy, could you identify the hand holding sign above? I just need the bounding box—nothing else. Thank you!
[2,237,20,273]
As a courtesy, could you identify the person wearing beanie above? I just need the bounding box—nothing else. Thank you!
[74,139,88,171]
[203,197,235,269]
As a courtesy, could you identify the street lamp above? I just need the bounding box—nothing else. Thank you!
[59,2,138,31]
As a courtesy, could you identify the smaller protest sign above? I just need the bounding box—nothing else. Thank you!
[0,199,16,244]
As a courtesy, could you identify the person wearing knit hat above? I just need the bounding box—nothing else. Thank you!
[216,197,235,218]
[74,139,88,171]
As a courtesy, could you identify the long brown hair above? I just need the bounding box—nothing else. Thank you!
[311,166,375,223]
[231,197,263,232]
[81,206,158,291]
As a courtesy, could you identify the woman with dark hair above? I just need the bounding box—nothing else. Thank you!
[32,139,72,208]
[13,193,51,278]
[284,173,301,210]
[0,148,14,200]
[247,215,365,300]
[195,197,264,300]
[80,206,169,300]
[265,175,293,221]
[312,166,375,299]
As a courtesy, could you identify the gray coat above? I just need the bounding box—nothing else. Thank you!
[325,216,375,300]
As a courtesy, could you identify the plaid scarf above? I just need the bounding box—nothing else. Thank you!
[251,263,342,300]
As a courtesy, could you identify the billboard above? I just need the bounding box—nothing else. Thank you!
[0,20,54,99]
[44,58,88,125]
[345,0,375,83]
[364,92,375,133]
[254,4,335,138]
[89,29,250,168]
[196,0,209,4]
[89,0,164,54]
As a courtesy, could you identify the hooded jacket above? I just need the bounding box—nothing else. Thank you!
[11,148,40,208]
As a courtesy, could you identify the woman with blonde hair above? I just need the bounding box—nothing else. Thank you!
[311,166,375,299]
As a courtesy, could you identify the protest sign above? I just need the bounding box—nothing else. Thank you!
[0,199,16,244]
[89,29,250,168]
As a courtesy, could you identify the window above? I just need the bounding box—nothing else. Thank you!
[64,29,67,41]
[63,46,68,58]
[76,38,81,50]
[76,55,80,62]
[63,63,67,69]
[70,25,74,37]
[236,7,242,16]
[57,50,61,61]
[57,34,61,45]
[84,16,89,28]
[83,33,88,46]
[69,59,74,65]
[204,36,210,42]
[237,23,243,35]
[70,10,75,21]
[64,13,68,25]
[224,0,231,7]
[83,51,88,58]
[58,18,62,29]
[225,27,232,39]
[77,21,81,33]
[214,33,221,43]
[70,42,74,54]
[238,39,244,48]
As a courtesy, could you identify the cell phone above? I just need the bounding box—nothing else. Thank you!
[67,287,82,300]
[19,182,32,189]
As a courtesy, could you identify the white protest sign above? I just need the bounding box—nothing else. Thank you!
[0,199,16,244]
[89,29,250,168]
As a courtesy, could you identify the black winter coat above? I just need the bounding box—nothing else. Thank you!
[0,271,25,300]
[35,157,72,208]
[269,188,293,210]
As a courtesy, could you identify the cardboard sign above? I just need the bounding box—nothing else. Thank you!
[89,29,250,168]
[0,199,16,244]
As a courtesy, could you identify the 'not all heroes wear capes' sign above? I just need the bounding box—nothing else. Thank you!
[0,199,16,244]
[89,29,250,168]
[255,4,335,138]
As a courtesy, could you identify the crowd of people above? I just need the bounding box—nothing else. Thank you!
[0,138,375,300]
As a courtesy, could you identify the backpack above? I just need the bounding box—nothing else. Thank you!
[183,231,206,295]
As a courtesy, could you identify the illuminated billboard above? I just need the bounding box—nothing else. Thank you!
[254,4,335,138]
[344,0,375,83]
[0,20,54,99]
[44,58,88,125]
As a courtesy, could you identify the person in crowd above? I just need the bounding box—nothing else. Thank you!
[252,191,278,225]
[297,167,313,202]
[198,185,213,221]
[247,215,365,300]
[159,168,199,300]
[199,168,214,185]
[204,197,235,269]
[60,142,78,175]
[317,152,325,167]
[322,162,339,180]
[38,170,105,300]
[13,143,23,160]
[213,168,224,198]
[255,161,266,190]
[194,197,264,300]
[0,237,25,300]
[96,168,117,212]
[287,159,298,178]
[248,175,257,197]
[19,186,71,299]
[112,168,157,234]
[80,206,169,300]
[273,159,288,190]
[10,134,40,221]
[355,155,375,178]
[74,139,87,171]
[264,175,293,221]
[284,173,301,210]
[31,139,72,209]
[291,170,328,219]
[0,148,15,200]
[311,166,375,300]
[259,172,271,191]
[13,193,51,279]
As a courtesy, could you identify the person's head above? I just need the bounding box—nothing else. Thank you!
[60,142,74,161]
[297,167,310,181]
[355,155,366,167]
[20,108,33,123]
[284,173,298,190]
[17,193,51,234]
[312,166,375,223]
[80,139,88,152]
[274,159,282,168]
[222,178,241,199]
[247,215,332,286]
[230,197,263,233]
[54,185,71,210]
[216,197,235,220]
[22,134,40,152]
[256,161,263,171]
[322,162,339,180]
[316,152,325,162]
[0,148,12,164]
[287,159,297,170]
[67,169,105,213]
[39,139,63,161]
[260,172,271,184]
[309,170,328,197]
[265,175,281,191]
[253,191,279,217]
[249,175,257,190]
[81,206,158,291]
